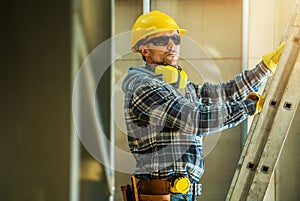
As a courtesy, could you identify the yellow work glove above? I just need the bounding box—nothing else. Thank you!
[246,92,266,115]
[262,42,286,73]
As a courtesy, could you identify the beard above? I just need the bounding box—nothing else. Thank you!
[164,53,179,66]
[152,48,179,66]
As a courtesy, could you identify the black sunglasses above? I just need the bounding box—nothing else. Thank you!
[143,35,181,46]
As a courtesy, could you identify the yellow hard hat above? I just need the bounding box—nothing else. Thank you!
[131,10,187,52]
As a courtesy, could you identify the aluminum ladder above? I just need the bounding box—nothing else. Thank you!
[226,1,300,200]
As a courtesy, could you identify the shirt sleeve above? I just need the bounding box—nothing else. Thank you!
[196,61,272,103]
[130,83,256,136]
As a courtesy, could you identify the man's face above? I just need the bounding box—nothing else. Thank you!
[140,30,181,66]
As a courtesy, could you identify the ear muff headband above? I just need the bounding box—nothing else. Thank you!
[155,65,188,88]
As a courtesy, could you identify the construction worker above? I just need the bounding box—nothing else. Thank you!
[121,10,285,201]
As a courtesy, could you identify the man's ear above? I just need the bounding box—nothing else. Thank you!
[140,46,150,57]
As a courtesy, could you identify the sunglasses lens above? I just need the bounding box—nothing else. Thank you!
[145,35,181,46]
[153,36,169,46]
[171,35,181,45]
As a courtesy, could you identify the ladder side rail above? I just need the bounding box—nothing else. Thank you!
[226,75,275,201]
[226,2,300,200]
[246,42,300,200]
[228,38,294,200]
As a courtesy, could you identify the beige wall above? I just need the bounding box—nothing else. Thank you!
[114,0,300,201]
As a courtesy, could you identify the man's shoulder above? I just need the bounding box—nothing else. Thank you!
[122,66,161,91]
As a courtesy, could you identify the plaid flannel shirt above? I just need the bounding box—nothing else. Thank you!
[121,62,271,183]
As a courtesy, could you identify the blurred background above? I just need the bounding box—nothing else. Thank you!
[1,0,300,201]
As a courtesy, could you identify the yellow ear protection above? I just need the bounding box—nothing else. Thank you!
[155,65,188,88]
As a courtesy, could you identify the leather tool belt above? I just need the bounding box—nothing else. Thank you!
[138,179,170,195]
[138,179,202,196]
[120,176,202,201]
[121,179,171,201]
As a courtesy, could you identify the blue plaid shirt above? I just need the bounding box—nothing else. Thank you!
[121,62,271,183]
